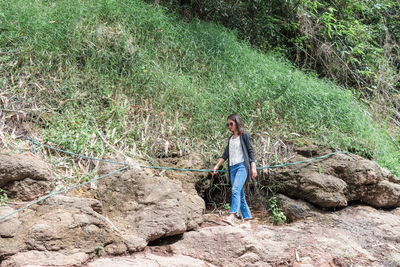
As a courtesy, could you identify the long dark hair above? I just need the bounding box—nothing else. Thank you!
[227,114,244,135]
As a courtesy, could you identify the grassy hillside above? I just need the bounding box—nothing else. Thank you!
[1,0,399,175]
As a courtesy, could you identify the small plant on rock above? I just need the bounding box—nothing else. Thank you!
[267,196,286,225]
[0,189,8,205]
[223,203,231,210]
[95,244,105,257]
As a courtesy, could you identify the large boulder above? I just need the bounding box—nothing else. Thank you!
[93,158,205,244]
[269,148,400,208]
[0,152,53,201]
[275,194,321,222]
[0,154,205,264]
[169,225,288,266]
[0,195,128,261]
[0,152,52,186]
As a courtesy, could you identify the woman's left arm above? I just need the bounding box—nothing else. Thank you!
[244,133,258,179]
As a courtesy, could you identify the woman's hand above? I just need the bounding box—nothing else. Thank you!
[212,166,218,176]
[251,162,258,179]
[251,167,258,179]
[212,158,225,176]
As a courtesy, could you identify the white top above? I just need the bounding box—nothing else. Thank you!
[229,136,244,166]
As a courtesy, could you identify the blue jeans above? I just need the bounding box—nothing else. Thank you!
[229,162,252,219]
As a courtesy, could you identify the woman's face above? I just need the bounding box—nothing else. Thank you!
[227,119,236,133]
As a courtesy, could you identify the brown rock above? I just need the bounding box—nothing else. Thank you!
[271,149,400,208]
[161,205,398,266]
[169,225,285,266]
[0,207,21,238]
[0,153,52,186]
[94,160,205,243]
[0,153,53,201]
[0,195,126,259]
[276,194,321,222]
[4,178,51,201]
[87,253,213,267]
[1,251,89,267]
[299,172,348,207]
[157,153,208,195]
[83,204,399,266]
[362,180,400,207]
[0,154,205,262]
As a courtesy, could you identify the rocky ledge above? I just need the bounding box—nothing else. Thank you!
[0,152,204,265]
[266,146,400,209]
[86,205,400,267]
[0,148,399,266]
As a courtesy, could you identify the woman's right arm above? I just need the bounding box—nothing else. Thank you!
[212,143,229,175]
[212,158,225,176]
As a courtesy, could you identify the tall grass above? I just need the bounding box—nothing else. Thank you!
[1,0,399,175]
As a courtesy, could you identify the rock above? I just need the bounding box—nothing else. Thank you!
[94,160,205,243]
[84,203,400,267]
[169,225,287,266]
[0,207,21,238]
[0,153,52,186]
[299,172,348,207]
[0,154,205,261]
[87,252,213,267]
[270,149,400,208]
[0,206,24,256]
[160,205,398,266]
[4,178,51,201]
[157,153,207,195]
[0,153,53,201]
[0,195,126,259]
[1,251,89,267]
[362,180,400,207]
[338,156,385,185]
[276,194,321,222]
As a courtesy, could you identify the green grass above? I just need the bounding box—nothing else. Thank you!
[1,0,399,175]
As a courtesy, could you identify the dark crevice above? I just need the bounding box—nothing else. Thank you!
[346,200,399,211]
[195,173,231,209]
[302,199,398,212]
[147,233,184,246]
[0,235,13,238]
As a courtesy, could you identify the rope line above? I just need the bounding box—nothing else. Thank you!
[257,151,345,169]
[0,136,345,222]
[23,136,345,171]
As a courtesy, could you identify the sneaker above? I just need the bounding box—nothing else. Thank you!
[239,220,251,228]
[222,216,235,226]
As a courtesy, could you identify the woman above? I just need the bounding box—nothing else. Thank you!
[212,114,257,226]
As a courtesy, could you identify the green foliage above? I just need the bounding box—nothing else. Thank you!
[95,244,105,257]
[297,0,399,92]
[267,197,287,225]
[223,203,231,210]
[158,0,400,113]
[0,0,399,177]
[0,189,8,206]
